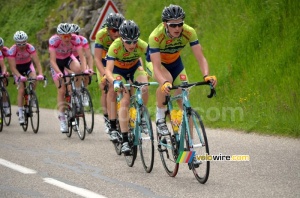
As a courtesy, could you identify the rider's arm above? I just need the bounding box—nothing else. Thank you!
[94,48,106,76]
[0,54,6,74]
[31,53,43,75]
[49,50,61,74]
[150,52,167,84]
[84,48,94,71]
[105,59,115,84]
[76,47,87,72]
[191,44,209,77]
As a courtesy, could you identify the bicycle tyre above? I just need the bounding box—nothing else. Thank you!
[113,130,122,155]
[74,93,86,140]
[187,109,210,184]
[29,91,39,133]
[82,87,94,134]
[2,87,11,126]
[125,133,137,167]
[139,106,154,173]
[0,100,3,132]
[22,106,29,132]
[158,113,179,177]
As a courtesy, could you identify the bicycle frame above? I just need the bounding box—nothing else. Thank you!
[159,81,215,152]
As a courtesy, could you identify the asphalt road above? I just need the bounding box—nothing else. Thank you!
[0,106,299,198]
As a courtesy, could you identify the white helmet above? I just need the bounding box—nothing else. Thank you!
[13,31,28,42]
[57,23,73,34]
[71,24,80,34]
[0,37,4,46]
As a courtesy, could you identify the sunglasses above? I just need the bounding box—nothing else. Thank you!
[122,39,138,45]
[167,21,184,28]
[61,34,71,39]
[16,42,27,46]
[109,28,119,33]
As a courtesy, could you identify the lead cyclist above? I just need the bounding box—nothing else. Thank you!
[146,4,217,136]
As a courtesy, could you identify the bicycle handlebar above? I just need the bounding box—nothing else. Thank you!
[16,75,48,89]
[169,81,216,98]
[124,81,159,88]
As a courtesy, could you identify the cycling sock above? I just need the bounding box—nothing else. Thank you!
[110,119,117,130]
[18,107,23,116]
[156,107,167,122]
[59,112,65,121]
[3,102,8,107]
[122,132,128,143]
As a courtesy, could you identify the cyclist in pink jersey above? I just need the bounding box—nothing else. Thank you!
[0,37,10,116]
[49,23,86,133]
[7,31,44,124]
[70,24,94,107]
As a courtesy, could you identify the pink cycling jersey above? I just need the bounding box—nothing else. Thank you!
[1,46,10,58]
[7,44,36,64]
[48,34,82,59]
[72,35,89,57]
[0,51,3,61]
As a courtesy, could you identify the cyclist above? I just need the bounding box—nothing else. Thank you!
[49,23,86,133]
[94,13,125,133]
[8,31,44,124]
[70,23,94,106]
[146,4,217,135]
[0,37,10,116]
[106,20,149,153]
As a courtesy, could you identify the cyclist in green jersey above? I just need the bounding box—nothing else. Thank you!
[94,13,125,134]
[146,4,217,135]
[106,20,149,153]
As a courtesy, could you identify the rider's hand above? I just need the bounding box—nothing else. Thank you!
[3,71,9,77]
[36,75,44,81]
[161,81,172,94]
[56,72,63,78]
[19,75,27,82]
[204,75,217,87]
[113,80,122,92]
[84,69,92,74]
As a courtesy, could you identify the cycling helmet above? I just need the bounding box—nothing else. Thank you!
[71,23,80,33]
[57,23,73,34]
[105,13,125,29]
[0,37,3,46]
[13,31,28,42]
[119,20,140,40]
[161,4,185,22]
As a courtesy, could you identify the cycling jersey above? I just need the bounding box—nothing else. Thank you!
[0,46,10,58]
[148,23,199,64]
[72,35,89,58]
[0,51,3,61]
[7,44,36,64]
[48,34,82,59]
[106,38,147,70]
[95,27,114,61]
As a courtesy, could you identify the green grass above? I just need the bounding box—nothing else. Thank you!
[1,0,299,137]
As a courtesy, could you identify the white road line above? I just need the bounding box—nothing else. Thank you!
[0,158,37,174]
[43,178,106,198]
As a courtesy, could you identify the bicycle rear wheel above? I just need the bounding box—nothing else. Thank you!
[187,109,210,184]
[82,87,94,134]
[125,133,137,167]
[22,107,29,132]
[2,87,11,126]
[29,92,39,133]
[157,113,179,177]
[139,106,154,173]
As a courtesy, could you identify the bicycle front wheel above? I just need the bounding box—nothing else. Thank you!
[2,87,11,126]
[29,92,39,133]
[0,101,3,132]
[125,133,137,167]
[82,88,94,134]
[157,113,179,177]
[139,106,154,173]
[22,107,29,132]
[73,94,86,140]
[187,109,210,184]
